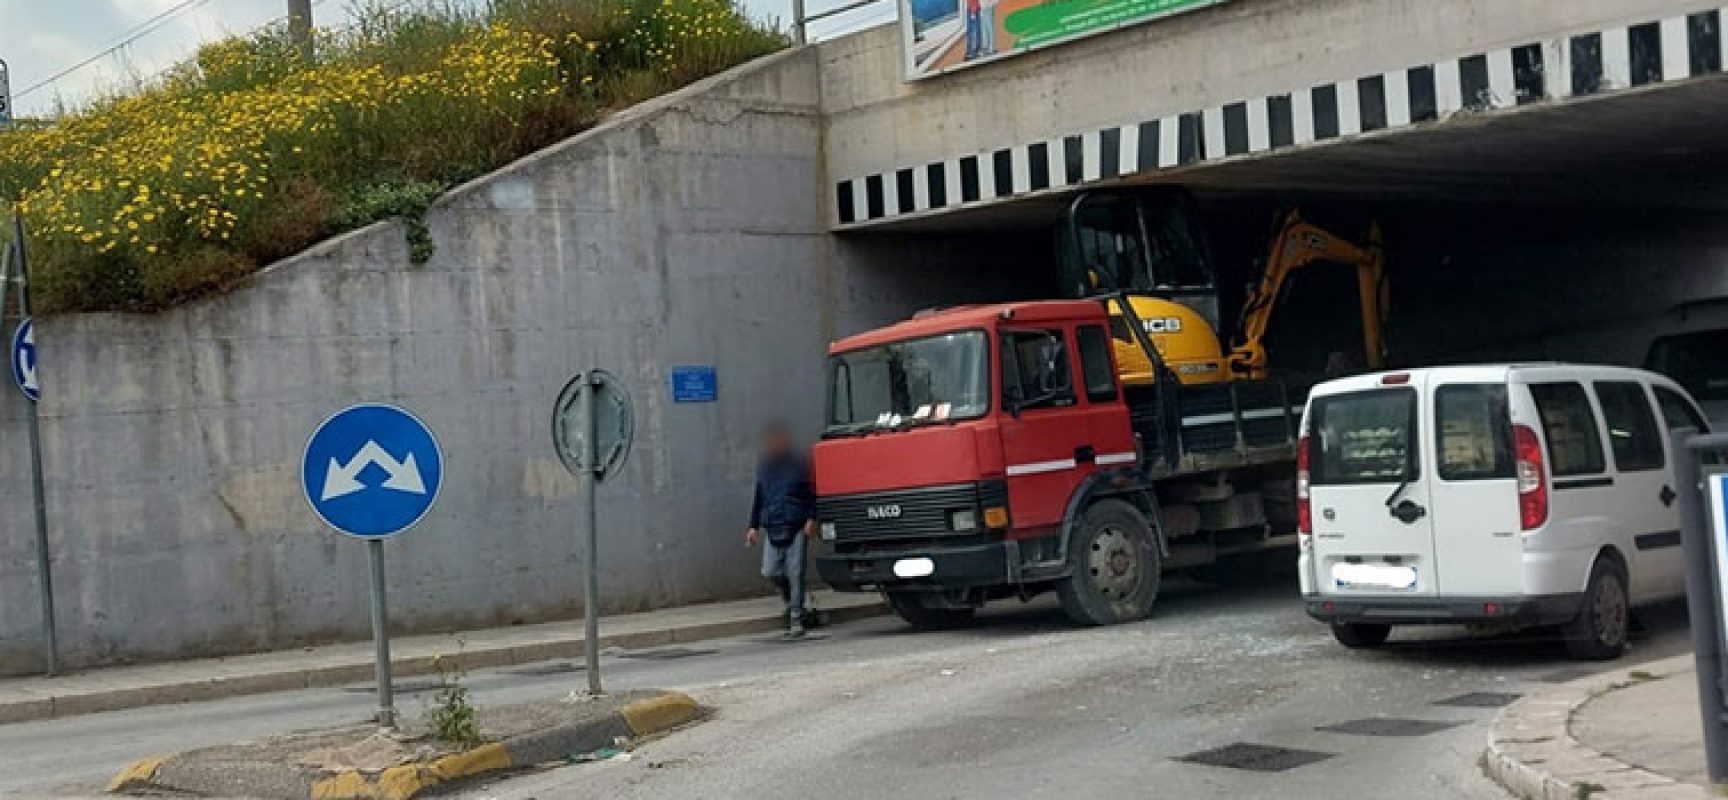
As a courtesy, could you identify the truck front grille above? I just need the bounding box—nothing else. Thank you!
[818,481,1007,542]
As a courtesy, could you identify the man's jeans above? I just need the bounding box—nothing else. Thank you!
[965,10,982,58]
[761,532,807,622]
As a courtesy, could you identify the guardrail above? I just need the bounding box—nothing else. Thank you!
[793,0,893,44]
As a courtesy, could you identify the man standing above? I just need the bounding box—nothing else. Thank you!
[746,423,817,637]
[964,0,983,60]
[979,0,999,56]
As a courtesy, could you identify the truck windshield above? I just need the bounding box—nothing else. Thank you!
[825,331,989,436]
[1309,388,1417,485]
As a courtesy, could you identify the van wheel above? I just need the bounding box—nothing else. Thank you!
[1331,622,1392,648]
[884,591,976,630]
[1565,559,1630,661]
[1056,499,1161,626]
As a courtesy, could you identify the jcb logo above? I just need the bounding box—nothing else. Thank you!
[1142,317,1183,334]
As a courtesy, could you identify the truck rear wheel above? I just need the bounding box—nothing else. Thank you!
[1056,499,1161,626]
[884,591,976,630]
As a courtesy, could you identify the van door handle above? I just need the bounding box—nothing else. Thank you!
[1660,485,1677,507]
[1390,500,1427,525]
[1074,445,1096,464]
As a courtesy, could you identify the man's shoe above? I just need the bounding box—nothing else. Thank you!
[787,617,807,638]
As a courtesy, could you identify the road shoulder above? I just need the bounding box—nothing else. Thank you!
[1485,653,1712,800]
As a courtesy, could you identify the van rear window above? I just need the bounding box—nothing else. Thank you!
[1310,388,1416,485]
[1436,384,1514,481]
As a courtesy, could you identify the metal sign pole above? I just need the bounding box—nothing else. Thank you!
[367,539,396,730]
[791,0,808,44]
[581,373,602,695]
[1680,431,1728,784]
[10,215,56,676]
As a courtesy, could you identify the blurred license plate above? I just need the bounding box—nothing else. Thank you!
[1332,563,1418,590]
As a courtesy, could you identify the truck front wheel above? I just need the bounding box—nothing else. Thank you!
[1056,499,1162,625]
[884,591,977,630]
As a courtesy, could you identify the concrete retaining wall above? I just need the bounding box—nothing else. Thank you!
[0,48,1009,675]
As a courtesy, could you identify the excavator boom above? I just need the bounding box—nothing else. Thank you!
[1228,211,1387,380]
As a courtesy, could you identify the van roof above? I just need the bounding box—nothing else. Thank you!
[829,300,1105,354]
[1309,363,1679,397]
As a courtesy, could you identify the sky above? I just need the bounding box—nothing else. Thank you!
[0,0,897,117]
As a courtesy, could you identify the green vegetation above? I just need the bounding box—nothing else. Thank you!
[0,0,786,313]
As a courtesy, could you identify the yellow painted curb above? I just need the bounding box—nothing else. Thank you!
[620,692,700,735]
[310,743,512,800]
[105,757,164,793]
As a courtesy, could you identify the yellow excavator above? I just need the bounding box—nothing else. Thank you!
[1056,188,1387,386]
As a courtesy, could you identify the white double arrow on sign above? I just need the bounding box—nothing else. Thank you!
[321,441,427,502]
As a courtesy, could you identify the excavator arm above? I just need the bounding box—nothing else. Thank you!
[1228,211,1388,380]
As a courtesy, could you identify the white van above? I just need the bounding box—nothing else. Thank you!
[1297,365,1708,660]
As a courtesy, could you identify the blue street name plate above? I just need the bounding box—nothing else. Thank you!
[671,366,718,403]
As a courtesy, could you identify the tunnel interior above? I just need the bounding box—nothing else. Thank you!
[833,75,1728,401]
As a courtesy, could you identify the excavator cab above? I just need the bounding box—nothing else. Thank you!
[1056,189,1231,386]
[1056,187,1387,387]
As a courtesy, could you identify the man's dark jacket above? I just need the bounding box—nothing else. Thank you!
[750,455,814,546]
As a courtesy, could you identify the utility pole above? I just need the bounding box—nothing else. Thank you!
[0,57,13,126]
[791,0,808,45]
[287,0,314,62]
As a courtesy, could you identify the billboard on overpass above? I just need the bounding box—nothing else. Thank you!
[901,0,1228,80]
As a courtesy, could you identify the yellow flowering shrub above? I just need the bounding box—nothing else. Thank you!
[0,0,784,312]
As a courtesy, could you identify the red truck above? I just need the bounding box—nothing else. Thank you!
[812,300,1302,627]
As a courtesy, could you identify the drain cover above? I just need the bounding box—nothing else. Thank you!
[1316,718,1464,737]
[1176,743,1334,772]
[342,678,444,695]
[1434,691,1522,708]
[508,661,585,677]
[616,647,716,660]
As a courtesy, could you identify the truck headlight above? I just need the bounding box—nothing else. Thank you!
[948,510,978,532]
[820,522,837,541]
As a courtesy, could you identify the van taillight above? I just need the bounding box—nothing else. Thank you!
[1514,424,1548,530]
[1296,434,1312,538]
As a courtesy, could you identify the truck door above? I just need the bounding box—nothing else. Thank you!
[1307,376,1440,597]
[998,327,1092,532]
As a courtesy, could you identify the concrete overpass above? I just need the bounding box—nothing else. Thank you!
[818,0,1728,229]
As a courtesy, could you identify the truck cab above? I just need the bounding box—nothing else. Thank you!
[814,300,1301,627]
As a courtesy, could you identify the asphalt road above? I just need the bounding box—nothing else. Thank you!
[0,579,1696,799]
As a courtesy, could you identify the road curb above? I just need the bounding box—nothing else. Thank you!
[1,600,885,725]
[109,691,702,799]
[1485,655,1711,800]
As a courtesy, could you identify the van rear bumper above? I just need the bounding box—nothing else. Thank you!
[1304,593,1585,627]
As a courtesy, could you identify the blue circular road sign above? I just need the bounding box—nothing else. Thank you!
[11,318,38,403]
[302,404,443,539]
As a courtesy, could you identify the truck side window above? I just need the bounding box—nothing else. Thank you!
[1655,385,1710,433]
[1002,330,1075,412]
[1529,382,1606,476]
[1435,384,1514,481]
[1075,325,1118,403]
[1594,381,1665,471]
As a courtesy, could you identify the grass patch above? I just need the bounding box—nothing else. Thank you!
[0,0,786,313]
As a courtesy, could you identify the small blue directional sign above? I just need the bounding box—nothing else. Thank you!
[670,366,717,403]
[302,404,443,539]
[11,318,37,402]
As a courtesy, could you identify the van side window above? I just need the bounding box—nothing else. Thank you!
[1435,384,1514,481]
[1001,330,1075,412]
[1075,325,1118,403]
[1594,381,1665,472]
[1529,382,1606,476]
[1655,385,1710,433]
